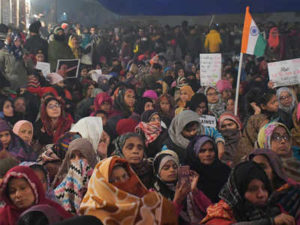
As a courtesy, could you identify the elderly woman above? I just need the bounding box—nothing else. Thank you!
[277,87,297,129]
[13,120,33,145]
[201,161,295,225]
[112,133,153,188]
[258,122,300,182]
[153,150,211,224]
[248,149,300,223]
[186,136,231,203]
[79,156,178,225]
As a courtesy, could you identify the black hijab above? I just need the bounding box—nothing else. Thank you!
[186,135,231,203]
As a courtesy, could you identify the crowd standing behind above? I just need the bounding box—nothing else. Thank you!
[0,19,299,225]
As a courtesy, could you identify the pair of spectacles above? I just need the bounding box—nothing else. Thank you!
[271,134,290,142]
[47,104,61,109]
[207,92,218,97]
[279,95,291,101]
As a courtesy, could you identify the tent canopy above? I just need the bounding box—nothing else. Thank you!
[96,0,299,16]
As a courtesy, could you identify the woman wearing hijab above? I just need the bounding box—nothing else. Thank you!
[106,85,136,140]
[53,138,98,214]
[175,85,195,115]
[112,132,153,188]
[0,120,37,162]
[257,122,300,182]
[201,161,295,225]
[186,136,231,203]
[204,86,226,118]
[79,156,178,225]
[164,110,225,164]
[0,166,72,225]
[0,98,17,126]
[218,112,243,167]
[155,94,175,128]
[248,149,300,223]
[34,97,73,146]
[91,92,112,116]
[153,150,211,224]
[276,87,297,129]
[187,93,211,116]
[136,110,167,158]
[13,120,33,145]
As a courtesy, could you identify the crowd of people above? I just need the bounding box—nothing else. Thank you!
[0,18,299,225]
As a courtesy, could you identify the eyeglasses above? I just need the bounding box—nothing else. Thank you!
[279,95,291,101]
[47,103,61,109]
[207,92,218,97]
[271,134,290,142]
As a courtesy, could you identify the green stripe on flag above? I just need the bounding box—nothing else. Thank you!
[254,34,267,57]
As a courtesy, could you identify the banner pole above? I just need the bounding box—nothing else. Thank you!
[234,52,243,116]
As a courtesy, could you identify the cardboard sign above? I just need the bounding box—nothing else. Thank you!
[35,62,50,77]
[268,58,300,87]
[199,115,217,128]
[56,59,80,78]
[200,53,222,86]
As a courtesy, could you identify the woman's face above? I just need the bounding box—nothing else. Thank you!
[70,150,86,163]
[222,90,232,100]
[86,84,95,97]
[144,102,154,112]
[0,130,11,149]
[177,69,184,77]
[148,114,161,127]
[180,90,190,103]
[270,126,291,157]
[122,137,144,164]
[225,73,234,85]
[206,88,219,104]
[198,141,215,165]
[159,160,178,182]
[8,178,35,209]
[110,166,130,183]
[46,100,61,119]
[124,89,136,108]
[220,119,238,131]
[100,101,112,113]
[182,122,199,139]
[226,99,235,112]
[261,95,279,112]
[279,91,293,108]
[3,100,14,117]
[160,99,170,113]
[14,98,26,113]
[195,102,207,116]
[18,123,33,144]
[244,179,268,206]
[252,155,273,182]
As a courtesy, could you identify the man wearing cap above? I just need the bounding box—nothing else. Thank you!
[24,21,48,61]
[48,26,74,72]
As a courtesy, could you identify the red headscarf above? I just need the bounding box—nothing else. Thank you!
[268,27,280,48]
[91,92,112,115]
[0,166,72,225]
[41,97,73,143]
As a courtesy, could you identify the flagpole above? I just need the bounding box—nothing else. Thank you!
[234,52,243,116]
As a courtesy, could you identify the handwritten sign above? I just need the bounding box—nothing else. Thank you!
[200,54,222,86]
[268,58,300,87]
[199,115,217,128]
[35,62,50,77]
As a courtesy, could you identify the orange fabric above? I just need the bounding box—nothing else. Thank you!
[241,6,252,53]
[201,200,236,224]
[268,27,279,48]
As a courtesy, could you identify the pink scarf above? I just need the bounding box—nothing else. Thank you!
[136,122,162,146]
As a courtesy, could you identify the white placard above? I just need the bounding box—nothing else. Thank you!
[199,115,217,128]
[268,58,300,87]
[35,62,51,77]
[200,53,222,86]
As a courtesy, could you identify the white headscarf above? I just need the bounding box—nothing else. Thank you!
[276,87,296,113]
[70,117,103,152]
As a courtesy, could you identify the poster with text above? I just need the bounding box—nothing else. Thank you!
[56,59,80,79]
[200,53,222,87]
[268,58,300,87]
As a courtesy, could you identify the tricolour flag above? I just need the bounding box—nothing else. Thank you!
[241,6,266,57]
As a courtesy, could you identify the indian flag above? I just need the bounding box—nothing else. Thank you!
[241,7,266,57]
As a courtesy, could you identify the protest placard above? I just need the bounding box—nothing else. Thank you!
[56,59,80,78]
[200,53,222,86]
[268,58,300,87]
[35,62,50,77]
[199,115,217,128]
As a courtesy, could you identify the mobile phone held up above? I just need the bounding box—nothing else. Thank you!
[178,165,191,187]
